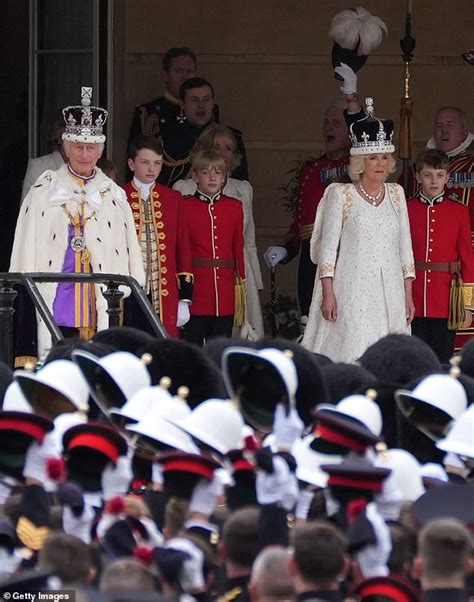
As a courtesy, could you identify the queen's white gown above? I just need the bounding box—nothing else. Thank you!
[301,182,415,363]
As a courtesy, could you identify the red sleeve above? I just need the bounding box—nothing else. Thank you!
[175,192,193,276]
[283,163,315,259]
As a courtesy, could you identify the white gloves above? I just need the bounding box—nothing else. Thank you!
[101,455,133,501]
[273,403,304,451]
[23,412,86,487]
[264,246,288,268]
[375,473,403,522]
[177,300,191,328]
[334,62,358,96]
[294,488,315,521]
[62,501,95,544]
[189,472,225,516]
[151,461,164,486]
[356,503,392,578]
[256,454,298,510]
[166,537,206,592]
[23,436,58,485]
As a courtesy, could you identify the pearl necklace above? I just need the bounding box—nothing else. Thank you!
[359,182,384,205]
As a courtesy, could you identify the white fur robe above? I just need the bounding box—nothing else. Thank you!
[10,164,145,356]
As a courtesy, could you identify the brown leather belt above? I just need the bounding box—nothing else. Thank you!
[415,261,460,273]
[192,257,235,268]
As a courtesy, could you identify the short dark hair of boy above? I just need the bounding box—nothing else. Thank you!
[222,506,260,568]
[191,149,227,174]
[292,521,347,588]
[415,148,450,173]
[100,558,155,594]
[38,533,93,584]
[418,518,472,583]
[179,77,214,101]
[162,47,197,72]
[128,135,164,161]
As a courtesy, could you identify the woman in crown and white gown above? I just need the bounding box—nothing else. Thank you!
[301,99,416,364]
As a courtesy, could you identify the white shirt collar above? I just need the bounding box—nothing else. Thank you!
[133,177,154,200]
[426,132,474,157]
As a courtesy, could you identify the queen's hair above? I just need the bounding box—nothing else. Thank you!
[348,153,397,182]
[191,124,242,171]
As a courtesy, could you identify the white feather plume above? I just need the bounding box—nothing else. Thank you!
[329,7,388,55]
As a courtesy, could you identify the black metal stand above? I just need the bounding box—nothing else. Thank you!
[0,280,17,367]
[103,281,125,328]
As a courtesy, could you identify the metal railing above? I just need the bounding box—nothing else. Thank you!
[0,272,167,367]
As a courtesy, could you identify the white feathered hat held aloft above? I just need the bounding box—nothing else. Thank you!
[330,7,388,73]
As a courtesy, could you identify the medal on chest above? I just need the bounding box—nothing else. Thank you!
[62,203,95,265]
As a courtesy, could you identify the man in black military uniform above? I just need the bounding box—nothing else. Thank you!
[128,46,198,145]
[158,77,248,187]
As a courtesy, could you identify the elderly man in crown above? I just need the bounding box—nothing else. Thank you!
[10,87,145,361]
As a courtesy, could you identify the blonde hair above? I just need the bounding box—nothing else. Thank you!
[191,124,242,171]
[348,153,397,182]
[191,149,227,173]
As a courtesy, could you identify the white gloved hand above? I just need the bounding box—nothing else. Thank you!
[334,63,358,95]
[176,300,191,328]
[151,461,164,486]
[294,488,315,520]
[167,537,206,592]
[189,472,225,516]
[281,471,299,511]
[375,473,403,522]
[256,454,291,506]
[23,435,59,484]
[273,403,304,451]
[264,246,288,268]
[356,503,392,578]
[62,500,95,544]
[101,455,133,501]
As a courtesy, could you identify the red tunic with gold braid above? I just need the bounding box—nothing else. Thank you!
[123,181,193,337]
[183,191,245,316]
[283,154,350,315]
[408,193,474,318]
[404,148,474,349]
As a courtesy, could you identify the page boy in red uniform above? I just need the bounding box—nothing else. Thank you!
[408,149,474,362]
[181,149,245,346]
[123,135,193,337]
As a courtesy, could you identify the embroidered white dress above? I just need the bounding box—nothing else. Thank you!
[301,182,415,363]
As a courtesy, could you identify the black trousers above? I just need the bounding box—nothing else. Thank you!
[181,315,234,347]
[411,317,456,364]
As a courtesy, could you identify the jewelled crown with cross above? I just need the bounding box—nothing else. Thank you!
[62,87,108,144]
[349,97,395,156]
